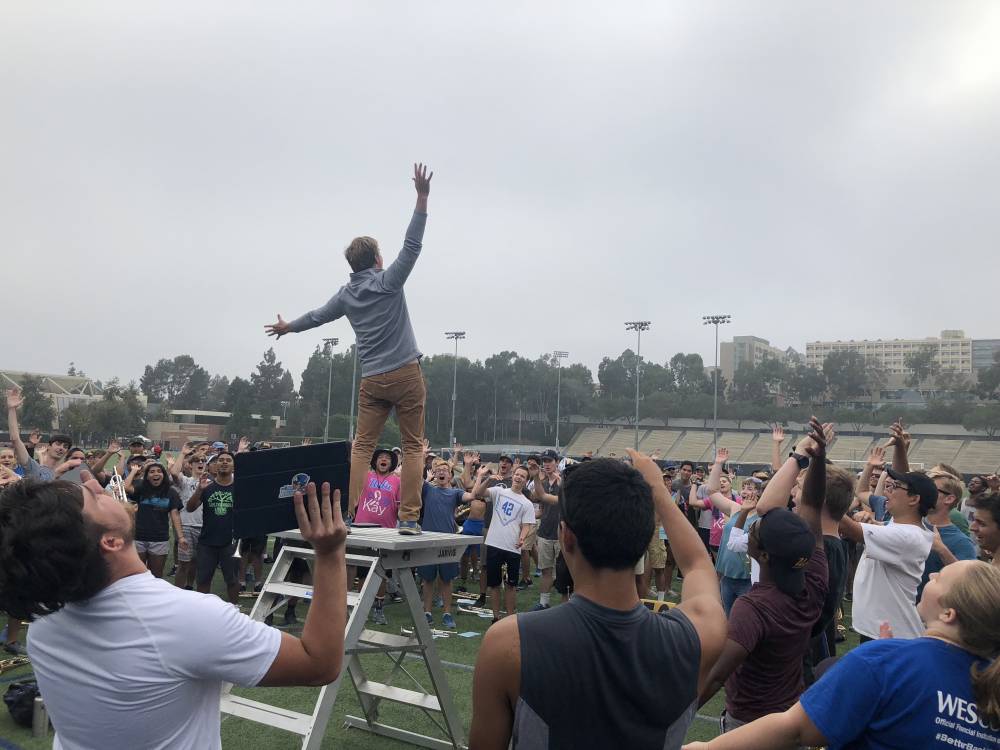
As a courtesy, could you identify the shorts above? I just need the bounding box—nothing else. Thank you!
[520,523,538,551]
[646,535,667,570]
[196,542,239,586]
[417,563,460,583]
[462,518,485,537]
[537,537,560,570]
[240,536,268,556]
[135,540,169,557]
[634,556,645,576]
[177,526,201,562]
[485,546,521,588]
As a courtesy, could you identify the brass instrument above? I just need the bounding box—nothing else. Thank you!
[108,466,129,505]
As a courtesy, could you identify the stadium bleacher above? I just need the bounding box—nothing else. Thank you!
[667,431,715,464]
[827,436,876,463]
[564,427,612,456]
[639,430,685,456]
[954,441,1000,475]
[599,428,649,456]
[909,438,964,468]
[712,432,754,461]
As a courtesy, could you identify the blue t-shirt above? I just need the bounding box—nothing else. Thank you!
[869,495,888,522]
[715,513,758,580]
[800,637,1000,749]
[419,483,465,534]
[917,525,977,600]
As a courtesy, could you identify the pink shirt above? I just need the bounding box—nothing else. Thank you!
[707,493,742,547]
[353,471,401,528]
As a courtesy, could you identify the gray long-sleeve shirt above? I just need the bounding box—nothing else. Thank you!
[288,211,427,378]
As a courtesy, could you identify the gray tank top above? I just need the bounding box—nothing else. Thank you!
[514,595,701,749]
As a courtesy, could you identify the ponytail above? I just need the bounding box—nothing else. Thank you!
[971,657,1000,730]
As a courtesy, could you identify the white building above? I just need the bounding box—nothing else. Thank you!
[805,330,973,376]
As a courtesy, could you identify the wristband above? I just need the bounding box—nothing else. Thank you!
[790,452,810,470]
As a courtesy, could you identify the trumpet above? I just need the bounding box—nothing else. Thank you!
[108,466,129,505]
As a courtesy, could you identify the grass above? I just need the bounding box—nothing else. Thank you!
[0,548,863,749]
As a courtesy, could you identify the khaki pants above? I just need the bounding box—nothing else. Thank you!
[349,361,426,523]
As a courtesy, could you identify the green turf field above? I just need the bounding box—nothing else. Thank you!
[0,548,862,749]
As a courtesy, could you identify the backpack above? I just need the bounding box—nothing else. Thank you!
[3,678,39,728]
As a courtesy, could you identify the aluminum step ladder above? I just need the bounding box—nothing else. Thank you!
[220,527,481,750]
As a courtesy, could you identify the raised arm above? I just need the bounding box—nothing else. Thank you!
[855,445,884,505]
[797,417,829,544]
[706,448,728,493]
[472,465,492,499]
[186,475,211,513]
[91,439,122,476]
[629,450,726,693]
[704,448,743,515]
[4,389,30,468]
[381,163,432,292]
[771,425,785,471]
[887,421,910,473]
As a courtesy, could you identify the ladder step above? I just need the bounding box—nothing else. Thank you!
[220,695,313,735]
[356,680,441,712]
[349,629,425,653]
[262,581,361,609]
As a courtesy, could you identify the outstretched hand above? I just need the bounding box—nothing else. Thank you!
[801,416,829,459]
[293,482,348,557]
[413,163,433,197]
[5,388,23,411]
[265,314,290,339]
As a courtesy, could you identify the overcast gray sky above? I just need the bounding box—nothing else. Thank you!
[3,2,998,388]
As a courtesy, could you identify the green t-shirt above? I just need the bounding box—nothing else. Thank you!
[948,508,971,536]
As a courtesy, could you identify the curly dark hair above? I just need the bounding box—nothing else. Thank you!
[0,480,111,620]
[132,462,173,501]
[560,458,654,570]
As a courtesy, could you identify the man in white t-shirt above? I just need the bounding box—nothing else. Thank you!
[476,465,536,623]
[0,472,349,750]
[169,445,206,590]
[838,467,936,641]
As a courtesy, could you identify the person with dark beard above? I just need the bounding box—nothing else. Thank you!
[0,474,350,750]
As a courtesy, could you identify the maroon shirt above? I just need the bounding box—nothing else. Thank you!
[725,545,828,722]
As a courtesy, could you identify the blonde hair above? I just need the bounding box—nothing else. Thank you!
[941,561,1000,728]
[932,475,965,510]
[344,236,379,272]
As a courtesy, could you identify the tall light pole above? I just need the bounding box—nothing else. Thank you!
[322,337,339,442]
[553,350,569,451]
[348,343,358,442]
[625,321,651,450]
[446,331,466,450]
[703,314,731,454]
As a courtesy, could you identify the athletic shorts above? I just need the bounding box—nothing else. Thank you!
[461,518,485,537]
[240,536,268,556]
[196,542,239,586]
[417,563,460,583]
[537,537,560,570]
[177,526,201,562]
[485,546,521,588]
[646,535,667,570]
[520,523,538,551]
[135,540,169,557]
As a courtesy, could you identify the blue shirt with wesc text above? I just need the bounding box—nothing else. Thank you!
[800,637,1000,749]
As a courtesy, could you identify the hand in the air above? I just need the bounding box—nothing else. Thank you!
[294,482,348,557]
[265,314,290,339]
[412,163,433,197]
[5,388,23,411]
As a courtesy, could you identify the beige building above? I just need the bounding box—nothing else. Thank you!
[720,336,802,383]
[805,330,973,376]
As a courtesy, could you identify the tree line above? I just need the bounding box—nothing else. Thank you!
[4,343,1000,447]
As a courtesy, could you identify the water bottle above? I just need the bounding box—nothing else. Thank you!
[32,696,48,738]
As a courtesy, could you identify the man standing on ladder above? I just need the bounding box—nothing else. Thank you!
[266,163,433,534]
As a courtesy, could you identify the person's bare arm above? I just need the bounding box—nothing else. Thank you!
[706,448,728,493]
[4,389,30,468]
[873,467,888,498]
[472,466,493,499]
[855,445,884,505]
[697,638,750,708]
[756,453,801,516]
[629,450,726,693]
[170,509,188,553]
[469,616,519,750]
[186,476,211,512]
[771,425,785,471]
[91,439,121,475]
[887,421,910,473]
[838,513,865,544]
[797,417,828,545]
[259,483,349,687]
[682,702,826,750]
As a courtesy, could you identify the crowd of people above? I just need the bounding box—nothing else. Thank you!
[2,162,1000,748]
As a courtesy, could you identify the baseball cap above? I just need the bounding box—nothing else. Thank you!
[498,454,513,464]
[757,509,815,596]
[540,449,560,462]
[884,467,939,516]
[129,438,145,447]
[211,441,227,450]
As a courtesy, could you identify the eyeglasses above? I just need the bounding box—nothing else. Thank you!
[884,480,909,493]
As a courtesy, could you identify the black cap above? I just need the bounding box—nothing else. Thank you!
[129,438,145,447]
[757,509,815,596]
[371,447,399,474]
[498,454,513,464]
[540,449,560,462]
[884,467,938,516]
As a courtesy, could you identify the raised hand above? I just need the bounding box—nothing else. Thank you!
[237,436,250,453]
[988,474,1000,491]
[199,475,213,491]
[412,163,433,197]
[108,438,122,454]
[265,314,290,339]
[802,416,827,459]
[772,425,785,443]
[421,438,430,456]
[5,388,23,411]
[867,445,886,468]
[453,442,463,456]
[55,458,84,476]
[715,447,729,464]
[301,437,312,446]
[627,450,667,493]
[28,429,41,446]
[0,466,21,486]
[294,483,348,556]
